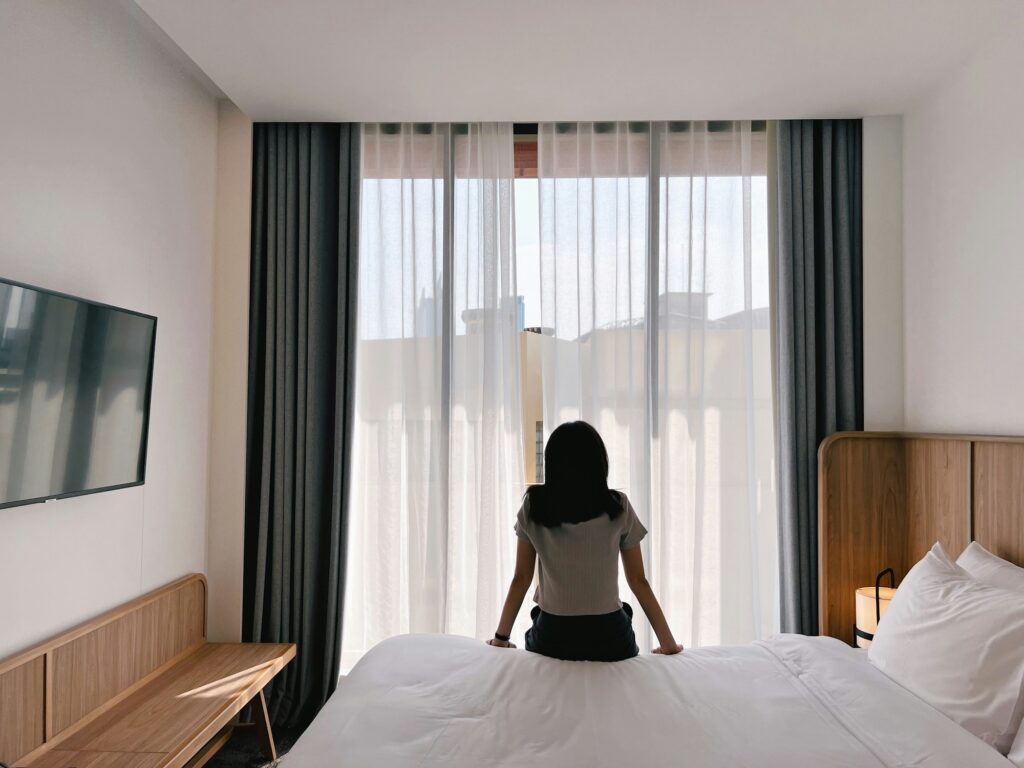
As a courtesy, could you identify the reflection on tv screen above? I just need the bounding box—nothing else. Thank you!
[0,280,156,508]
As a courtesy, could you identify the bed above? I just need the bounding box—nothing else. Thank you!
[285,432,1024,767]
[286,632,1011,767]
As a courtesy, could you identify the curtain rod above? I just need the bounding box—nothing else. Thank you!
[515,121,768,135]
[375,121,768,137]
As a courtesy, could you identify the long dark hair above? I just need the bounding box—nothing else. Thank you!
[525,421,624,527]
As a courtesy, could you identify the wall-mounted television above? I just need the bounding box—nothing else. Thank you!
[0,278,156,509]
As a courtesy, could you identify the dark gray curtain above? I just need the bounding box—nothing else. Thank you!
[243,123,359,728]
[775,119,863,635]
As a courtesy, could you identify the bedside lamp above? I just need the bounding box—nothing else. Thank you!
[854,568,896,649]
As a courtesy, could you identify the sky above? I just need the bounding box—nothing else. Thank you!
[359,174,769,340]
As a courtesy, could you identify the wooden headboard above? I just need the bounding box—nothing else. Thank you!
[819,432,1024,643]
[0,574,207,765]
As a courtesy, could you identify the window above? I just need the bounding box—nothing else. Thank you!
[514,122,776,647]
[343,123,776,669]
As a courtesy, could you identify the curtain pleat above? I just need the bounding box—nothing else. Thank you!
[244,122,360,728]
[538,122,778,648]
[344,120,780,658]
[341,124,526,669]
[775,119,863,636]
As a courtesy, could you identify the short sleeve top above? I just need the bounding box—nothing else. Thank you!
[514,493,647,616]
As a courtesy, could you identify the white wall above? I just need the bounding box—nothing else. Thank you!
[0,0,1011,660]
[207,102,253,642]
[902,19,1024,434]
[862,116,905,430]
[0,0,218,656]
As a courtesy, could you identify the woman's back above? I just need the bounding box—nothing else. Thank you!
[515,493,646,616]
[488,420,680,660]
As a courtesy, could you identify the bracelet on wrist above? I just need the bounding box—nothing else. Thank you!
[493,631,510,642]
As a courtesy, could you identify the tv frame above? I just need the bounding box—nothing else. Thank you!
[0,277,158,510]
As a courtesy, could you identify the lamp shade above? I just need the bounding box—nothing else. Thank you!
[855,586,896,648]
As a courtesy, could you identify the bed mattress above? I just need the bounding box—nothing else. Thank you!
[284,633,1012,768]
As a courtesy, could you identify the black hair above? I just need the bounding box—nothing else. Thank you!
[524,421,624,527]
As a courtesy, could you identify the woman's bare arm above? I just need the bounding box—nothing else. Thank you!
[488,537,537,648]
[621,545,683,655]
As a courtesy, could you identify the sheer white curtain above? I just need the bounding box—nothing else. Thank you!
[537,121,777,649]
[342,124,526,670]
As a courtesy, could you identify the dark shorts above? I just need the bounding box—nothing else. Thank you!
[525,602,639,662]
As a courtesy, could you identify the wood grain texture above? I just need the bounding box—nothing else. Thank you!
[819,432,1024,643]
[904,439,970,561]
[25,751,166,768]
[252,690,276,761]
[973,442,1024,566]
[3,571,294,768]
[819,435,907,644]
[0,656,45,764]
[0,575,207,766]
[50,579,207,735]
[0,576,207,678]
[59,643,295,768]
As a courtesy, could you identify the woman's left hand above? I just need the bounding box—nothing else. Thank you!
[486,638,516,648]
[653,643,684,655]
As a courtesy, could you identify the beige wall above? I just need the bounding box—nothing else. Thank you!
[206,101,253,641]
[0,0,1003,657]
[0,0,218,657]
[862,116,905,430]
[902,18,1024,434]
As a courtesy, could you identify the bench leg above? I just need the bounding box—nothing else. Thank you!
[183,725,235,768]
[254,689,278,762]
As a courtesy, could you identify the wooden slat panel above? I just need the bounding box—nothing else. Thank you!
[0,576,206,678]
[819,435,907,643]
[818,434,972,642]
[136,599,179,680]
[819,432,1024,643]
[0,656,45,764]
[973,442,1024,566]
[904,438,970,561]
[50,579,207,736]
[177,580,206,651]
[134,580,206,683]
[51,613,139,734]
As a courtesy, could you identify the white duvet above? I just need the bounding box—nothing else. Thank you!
[285,634,1013,768]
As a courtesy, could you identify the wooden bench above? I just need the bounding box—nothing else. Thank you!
[0,575,295,768]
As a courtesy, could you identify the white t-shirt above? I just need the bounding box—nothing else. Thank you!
[514,492,647,616]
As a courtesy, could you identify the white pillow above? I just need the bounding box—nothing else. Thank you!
[958,541,1024,594]
[868,542,1024,754]
[958,541,1024,766]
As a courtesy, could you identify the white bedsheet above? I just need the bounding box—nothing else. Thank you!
[285,634,1012,768]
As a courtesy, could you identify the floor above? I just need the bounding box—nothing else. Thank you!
[207,724,302,768]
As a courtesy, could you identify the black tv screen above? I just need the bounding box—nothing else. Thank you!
[0,278,156,509]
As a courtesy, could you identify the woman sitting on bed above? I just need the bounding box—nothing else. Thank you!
[488,421,683,660]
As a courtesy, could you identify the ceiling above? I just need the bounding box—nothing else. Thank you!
[132,0,1022,122]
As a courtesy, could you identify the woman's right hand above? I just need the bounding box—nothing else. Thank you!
[653,643,684,655]
[486,638,516,648]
